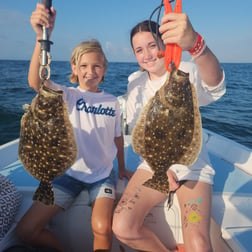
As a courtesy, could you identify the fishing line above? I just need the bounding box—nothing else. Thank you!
[148,0,175,51]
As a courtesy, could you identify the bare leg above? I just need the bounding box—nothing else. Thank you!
[92,197,114,251]
[113,169,176,252]
[15,202,64,251]
[176,180,213,252]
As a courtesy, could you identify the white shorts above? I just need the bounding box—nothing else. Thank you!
[137,142,215,185]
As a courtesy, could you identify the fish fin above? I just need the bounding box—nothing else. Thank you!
[132,96,156,157]
[22,104,30,111]
[143,175,170,195]
[179,84,202,166]
[33,181,54,206]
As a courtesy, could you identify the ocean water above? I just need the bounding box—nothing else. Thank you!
[0,60,251,149]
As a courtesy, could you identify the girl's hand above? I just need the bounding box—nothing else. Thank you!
[30,2,56,39]
[119,169,134,180]
[159,12,197,51]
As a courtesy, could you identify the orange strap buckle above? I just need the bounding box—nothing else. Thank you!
[163,0,182,71]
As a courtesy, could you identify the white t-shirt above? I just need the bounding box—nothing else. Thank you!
[127,61,226,133]
[126,61,226,184]
[51,82,122,183]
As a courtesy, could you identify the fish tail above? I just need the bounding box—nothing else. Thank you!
[143,176,170,195]
[33,181,54,205]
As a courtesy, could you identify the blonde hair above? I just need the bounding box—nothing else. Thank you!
[69,40,108,84]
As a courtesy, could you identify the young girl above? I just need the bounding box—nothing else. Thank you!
[112,14,225,252]
[15,3,132,252]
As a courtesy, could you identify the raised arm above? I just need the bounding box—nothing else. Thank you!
[159,12,223,87]
[28,3,56,91]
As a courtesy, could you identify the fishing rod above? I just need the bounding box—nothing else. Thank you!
[39,0,53,80]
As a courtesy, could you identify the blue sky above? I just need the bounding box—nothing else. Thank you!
[0,0,252,63]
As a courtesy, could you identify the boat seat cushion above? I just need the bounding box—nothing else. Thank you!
[0,175,22,242]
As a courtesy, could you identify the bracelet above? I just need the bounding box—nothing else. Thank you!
[188,32,206,60]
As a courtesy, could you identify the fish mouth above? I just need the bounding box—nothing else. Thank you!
[41,85,63,96]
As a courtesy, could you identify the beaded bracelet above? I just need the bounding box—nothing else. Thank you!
[188,32,206,60]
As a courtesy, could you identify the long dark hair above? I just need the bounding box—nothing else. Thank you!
[130,20,161,48]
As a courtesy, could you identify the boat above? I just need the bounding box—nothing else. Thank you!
[0,96,252,252]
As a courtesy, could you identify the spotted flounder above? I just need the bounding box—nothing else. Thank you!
[18,84,77,205]
[132,63,202,194]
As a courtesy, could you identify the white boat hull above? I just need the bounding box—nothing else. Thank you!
[0,130,252,252]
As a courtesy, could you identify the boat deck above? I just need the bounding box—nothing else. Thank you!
[0,130,252,251]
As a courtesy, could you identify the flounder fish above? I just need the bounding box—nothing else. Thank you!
[18,84,77,205]
[132,63,202,194]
